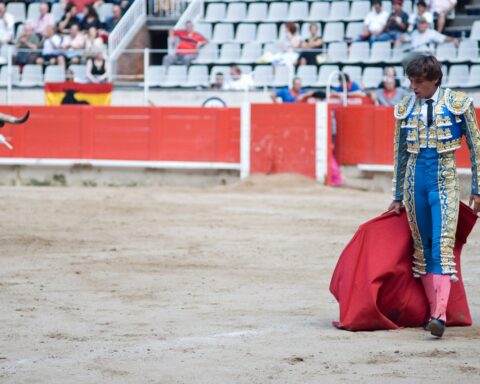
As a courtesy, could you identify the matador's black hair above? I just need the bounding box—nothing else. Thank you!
[406,55,443,86]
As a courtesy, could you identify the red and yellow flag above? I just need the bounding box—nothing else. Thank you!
[45,82,113,106]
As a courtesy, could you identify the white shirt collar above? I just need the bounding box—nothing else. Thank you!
[423,87,440,104]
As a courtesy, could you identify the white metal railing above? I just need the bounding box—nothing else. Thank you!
[148,0,191,18]
[326,70,348,106]
[175,0,203,28]
[108,0,147,62]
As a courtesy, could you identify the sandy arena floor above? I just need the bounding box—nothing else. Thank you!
[1,175,479,383]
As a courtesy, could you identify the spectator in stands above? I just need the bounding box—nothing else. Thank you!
[331,73,363,96]
[371,0,409,43]
[120,0,133,16]
[31,2,55,38]
[408,1,434,32]
[298,23,323,66]
[370,76,409,106]
[430,0,457,32]
[86,50,109,83]
[84,26,105,59]
[61,23,86,66]
[162,20,207,67]
[0,1,14,45]
[36,25,62,66]
[357,0,389,44]
[377,66,401,88]
[80,4,102,31]
[260,23,301,66]
[271,77,308,103]
[58,2,81,34]
[104,4,122,33]
[397,16,459,54]
[224,65,255,91]
[210,72,225,90]
[15,23,40,66]
[279,22,301,66]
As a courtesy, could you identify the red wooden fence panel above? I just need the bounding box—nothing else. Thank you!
[0,106,241,164]
[334,106,480,169]
[250,103,316,178]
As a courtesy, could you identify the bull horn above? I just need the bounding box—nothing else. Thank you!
[0,110,30,125]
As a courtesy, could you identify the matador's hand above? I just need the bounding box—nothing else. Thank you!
[469,195,480,215]
[388,200,403,215]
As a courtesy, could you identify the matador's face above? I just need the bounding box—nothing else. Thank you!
[409,76,439,100]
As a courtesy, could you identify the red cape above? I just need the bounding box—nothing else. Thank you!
[330,202,477,331]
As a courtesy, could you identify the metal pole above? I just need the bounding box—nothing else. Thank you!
[240,102,251,179]
[326,70,347,106]
[6,45,12,105]
[144,48,150,106]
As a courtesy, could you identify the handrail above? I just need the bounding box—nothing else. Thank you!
[326,70,347,106]
[148,0,191,18]
[108,0,147,62]
[176,0,203,28]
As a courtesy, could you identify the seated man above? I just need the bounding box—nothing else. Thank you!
[15,23,40,66]
[60,24,86,67]
[408,1,434,32]
[371,0,409,43]
[209,72,225,90]
[271,77,308,103]
[223,65,255,91]
[430,0,457,32]
[31,2,55,38]
[398,16,459,55]
[357,0,389,44]
[104,4,122,33]
[162,20,207,66]
[370,76,409,106]
[331,73,363,97]
[0,2,14,46]
[36,25,62,66]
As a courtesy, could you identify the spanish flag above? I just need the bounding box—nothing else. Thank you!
[45,82,113,106]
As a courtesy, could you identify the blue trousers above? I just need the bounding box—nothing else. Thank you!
[404,148,459,276]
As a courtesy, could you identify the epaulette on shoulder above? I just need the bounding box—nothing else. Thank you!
[444,88,472,115]
[394,94,415,120]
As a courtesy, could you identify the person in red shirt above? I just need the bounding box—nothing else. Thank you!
[162,21,207,66]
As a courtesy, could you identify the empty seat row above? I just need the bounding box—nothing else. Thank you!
[202,1,414,24]
[0,64,88,87]
[145,63,480,89]
[196,21,365,44]
[191,40,480,66]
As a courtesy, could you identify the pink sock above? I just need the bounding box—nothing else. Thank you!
[421,274,436,318]
[432,274,452,322]
[330,154,343,186]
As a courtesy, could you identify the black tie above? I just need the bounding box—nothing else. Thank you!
[426,99,433,127]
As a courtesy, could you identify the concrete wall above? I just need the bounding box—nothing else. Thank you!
[0,88,479,107]
[0,89,272,107]
[0,165,239,187]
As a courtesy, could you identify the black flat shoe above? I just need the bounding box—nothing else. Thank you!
[426,317,446,338]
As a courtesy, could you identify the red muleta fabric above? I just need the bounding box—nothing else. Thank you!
[330,202,477,331]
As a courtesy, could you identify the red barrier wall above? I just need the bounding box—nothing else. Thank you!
[0,105,478,178]
[250,103,316,178]
[0,106,241,163]
[334,105,480,169]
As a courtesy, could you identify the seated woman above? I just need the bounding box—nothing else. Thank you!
[80,4,102,32]
[84,26,105,59]
[298,23,323,66]
[86,50,110,83]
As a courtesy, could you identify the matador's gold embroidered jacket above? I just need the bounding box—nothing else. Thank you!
[392,88,480,201]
